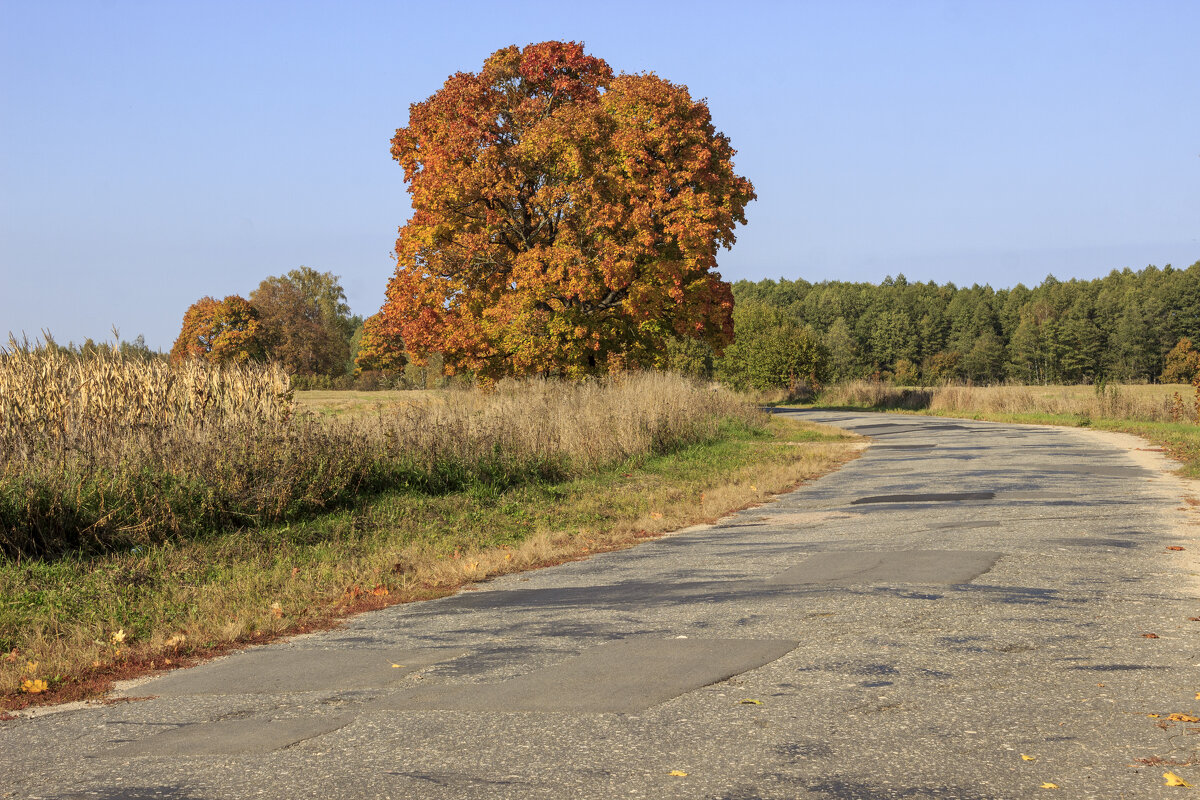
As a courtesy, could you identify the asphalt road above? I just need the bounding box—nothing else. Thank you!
[4,411,1200,800]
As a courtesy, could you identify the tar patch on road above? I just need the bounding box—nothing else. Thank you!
[766,550,1002,586]
[128,648,465,696]
[379,638,798,714]
[851,491,995,504]
[96,714,356,758]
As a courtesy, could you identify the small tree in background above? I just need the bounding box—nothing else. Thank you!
[250,267,355,376]
[718,302,828,393]
[1162,338,1200,384]
[354,312,407,375]
[169,295,265,364]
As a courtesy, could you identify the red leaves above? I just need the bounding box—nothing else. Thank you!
[373,41,753,380]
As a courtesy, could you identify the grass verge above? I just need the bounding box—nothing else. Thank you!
[805,382,1200,478]
[0,415,861,712]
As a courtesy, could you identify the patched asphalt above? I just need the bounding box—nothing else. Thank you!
[4,411,1200,799]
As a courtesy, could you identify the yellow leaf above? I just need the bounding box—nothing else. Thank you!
[1168,713,1200,722]
[110,628,126,644]
[20,678,48,694]
[23,660,38,674]
[651,512,664,520]
[1040,783,1059,789]
[750,485,757,492]
[165,634,186,648]
[270,602,283,618]
[1165,772,1193,787]
[668,770,688,777]
[739,698,763,705]
[1149,713,1162,718]
[1194,692,1200,700]
[391,664,405,668]
[1021,754,1036,761]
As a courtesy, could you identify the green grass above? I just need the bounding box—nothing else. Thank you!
[0,416,858,707]
[801,385,1200,479]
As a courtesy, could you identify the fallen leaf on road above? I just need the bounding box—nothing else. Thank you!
[391,664,404,668]
[1164,772,1193,787]
[740,699,763,705]
[668,770,688,777]
[1190,617,1200,622]
[1168,546,1186,551]
[1143,633,1160,638]
[1168,714,1200,722]
[1021,754,1037,761]
[1149,714,1162,718]
[1040,782,1059,789]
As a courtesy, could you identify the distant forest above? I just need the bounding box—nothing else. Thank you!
[731,261,1200,385]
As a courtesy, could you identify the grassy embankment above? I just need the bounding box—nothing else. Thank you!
[0,350,860,710]
[812,381,1200,476]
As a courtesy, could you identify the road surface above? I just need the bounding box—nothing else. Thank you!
[4,411,1199,799]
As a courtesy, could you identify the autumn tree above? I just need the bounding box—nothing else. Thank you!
[1162,337,1200,383]
[372,41,755,380]
[354,312,407,374]
[250,267,355,376]
[169,295,265,364]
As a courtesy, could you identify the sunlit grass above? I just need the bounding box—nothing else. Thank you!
[0,415,860,707]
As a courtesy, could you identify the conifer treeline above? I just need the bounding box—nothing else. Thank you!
[731,261,1200,385]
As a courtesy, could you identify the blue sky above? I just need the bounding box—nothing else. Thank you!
[2,0,1197,350]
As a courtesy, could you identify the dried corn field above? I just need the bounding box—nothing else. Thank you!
[0,343,761,558]
[0,341,294,441]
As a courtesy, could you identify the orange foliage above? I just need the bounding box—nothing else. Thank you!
[354,312,407,374]
[169,295,265,364]
[375,41,755,380]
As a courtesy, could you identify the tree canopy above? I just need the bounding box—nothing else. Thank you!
[250,266,355,376]
[725,262,1200,384]
[168,295,265,365]
[371,40,754,380]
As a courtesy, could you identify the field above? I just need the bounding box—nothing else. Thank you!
[0,351,862,708]
[813,381,1200,476]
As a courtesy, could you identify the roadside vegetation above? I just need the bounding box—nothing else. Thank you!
[810,379,1200,477]
[0,343,861,709]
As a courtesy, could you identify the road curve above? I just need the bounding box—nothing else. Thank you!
[4,411,1199,799]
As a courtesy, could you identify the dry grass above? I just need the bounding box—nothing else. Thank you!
[817,380,1199,424]
[0,416,861,708]
[1,340,758,557]
[929,383,1197,423]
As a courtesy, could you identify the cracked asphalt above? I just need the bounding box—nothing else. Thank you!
[3,411,1199,799]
